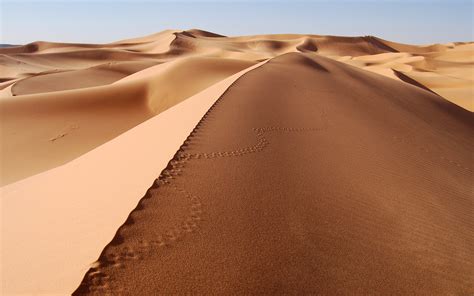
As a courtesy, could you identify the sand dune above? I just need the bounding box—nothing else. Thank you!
[1,29,471,185]
[74,53,473,294]
[342,42,474,111]
[1,29,472,295]
[11,61,159,95]
[0,56,256,185]
[0,63,264,295]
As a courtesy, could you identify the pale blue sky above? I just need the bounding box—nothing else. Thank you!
[1,0,473,45]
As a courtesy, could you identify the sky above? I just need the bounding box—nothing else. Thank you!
[1,0,473,45]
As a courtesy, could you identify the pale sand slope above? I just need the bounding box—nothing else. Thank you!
[1,29,472,186]
[0,57,256,185]
[0,62,265,295]
[75,53,472,295]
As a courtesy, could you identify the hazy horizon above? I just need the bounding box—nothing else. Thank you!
[1,0,473,45]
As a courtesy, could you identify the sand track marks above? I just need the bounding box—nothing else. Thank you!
[74,62,330,294]
[76,95,328,295]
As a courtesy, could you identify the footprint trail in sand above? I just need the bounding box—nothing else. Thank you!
[75,53,473,295]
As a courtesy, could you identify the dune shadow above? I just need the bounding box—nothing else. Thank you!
[393,69,439,96]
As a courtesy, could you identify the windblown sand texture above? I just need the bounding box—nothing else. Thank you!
[1,30,473,295]
[74,52,472,294]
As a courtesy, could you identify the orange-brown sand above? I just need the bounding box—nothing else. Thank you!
[1,30,473,295]
[75,53,473,294]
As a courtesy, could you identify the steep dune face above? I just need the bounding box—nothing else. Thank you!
[75,53,473,295]
[0,29,472,186]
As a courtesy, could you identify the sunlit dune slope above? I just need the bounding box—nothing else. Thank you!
[0,56,256,185]
[0,63,264,295]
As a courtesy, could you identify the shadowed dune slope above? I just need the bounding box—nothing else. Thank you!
[75,53,473,295]
[11,61,160,95]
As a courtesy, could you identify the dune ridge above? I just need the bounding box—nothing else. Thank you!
[74,52,473,295]
[0,56,256,185]
[0,62,266,295]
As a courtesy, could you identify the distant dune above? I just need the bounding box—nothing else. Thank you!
[0,30,472,295]
[1,29,472,185]
[0,44,18,48]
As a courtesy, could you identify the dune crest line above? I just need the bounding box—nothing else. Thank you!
[74,52,472,294]
[74,57,329,294]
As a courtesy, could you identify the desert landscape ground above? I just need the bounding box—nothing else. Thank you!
[0,29,473,295]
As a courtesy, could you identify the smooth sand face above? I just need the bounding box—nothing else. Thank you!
[1,29,472,295]
[74,53,473,294]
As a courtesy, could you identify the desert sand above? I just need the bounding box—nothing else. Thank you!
[73,52,473,295]
[1,30,473,185]
[1,63,264,295]
[1,30,473,295]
